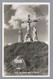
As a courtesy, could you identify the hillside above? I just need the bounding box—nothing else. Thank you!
[4,41,48,75]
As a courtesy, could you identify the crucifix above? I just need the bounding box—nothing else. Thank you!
[15,15,38,42]
[24,15,38,42]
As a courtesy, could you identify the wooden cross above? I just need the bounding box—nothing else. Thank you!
[24,15,38,42]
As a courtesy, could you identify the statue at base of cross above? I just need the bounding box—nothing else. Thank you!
[32,26,38,42]
[18,29,23,42]
[24,33,32,42]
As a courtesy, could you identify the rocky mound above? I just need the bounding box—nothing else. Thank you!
[4,41,48,75]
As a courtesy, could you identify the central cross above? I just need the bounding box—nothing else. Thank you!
[24,15,38,42]
[27,15,38,28]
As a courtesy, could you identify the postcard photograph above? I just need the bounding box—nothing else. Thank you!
[2,2,50,77]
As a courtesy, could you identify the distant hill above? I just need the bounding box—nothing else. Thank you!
[4,41,48,75]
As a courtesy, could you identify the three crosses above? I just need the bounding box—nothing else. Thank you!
[15,15,38,42]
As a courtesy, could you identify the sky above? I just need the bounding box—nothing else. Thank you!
[4,3,49,46]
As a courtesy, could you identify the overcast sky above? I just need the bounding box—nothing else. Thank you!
[4,3,49,46]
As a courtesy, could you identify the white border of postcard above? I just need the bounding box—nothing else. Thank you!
[2,2,50,77]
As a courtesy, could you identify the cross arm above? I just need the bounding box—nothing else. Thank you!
[22,19,38,24]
